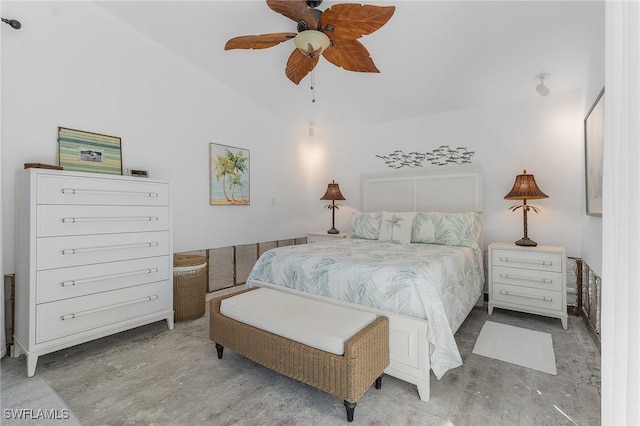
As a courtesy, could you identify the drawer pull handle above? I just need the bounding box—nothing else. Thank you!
[499,273,553,284]
[61,216,159,223]
[499,256,553,266]
[61,242,159,255]
[61,268,159,287]
[499,290,553,302]
[61,188,159,198]
[61,295,159,320]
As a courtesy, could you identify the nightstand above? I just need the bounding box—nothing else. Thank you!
[307,231,348,243]
[488,242,567,329]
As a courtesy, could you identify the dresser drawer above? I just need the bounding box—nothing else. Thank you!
[37,205,169,237]
[37,174,169,206]
[36,281,171,343]
[492,283,562,312]
[492,265,563,291]
[492,249,562,273]
[36,256,170,304]
[37,231,170,270]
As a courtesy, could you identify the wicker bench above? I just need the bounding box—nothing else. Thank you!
[209,288,389,422]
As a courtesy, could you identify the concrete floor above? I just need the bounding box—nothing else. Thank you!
[1,302,600,425]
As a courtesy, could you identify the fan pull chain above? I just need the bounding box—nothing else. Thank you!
[310,70,316,103]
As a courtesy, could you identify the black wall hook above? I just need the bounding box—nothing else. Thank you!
[2,18,22,30]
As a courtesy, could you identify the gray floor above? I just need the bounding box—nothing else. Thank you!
[1,302,600,425]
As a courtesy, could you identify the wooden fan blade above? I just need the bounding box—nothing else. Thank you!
[267,0,318,29]
[320,4,395,40]
[285,49,319,85]
[322,39,379,73]
[225,33,297,50]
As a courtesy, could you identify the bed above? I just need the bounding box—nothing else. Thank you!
[246,168,484,401]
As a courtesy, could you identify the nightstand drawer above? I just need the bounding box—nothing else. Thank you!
[492,249,562,273]
[492,283,562,312]
[493,265,563,291]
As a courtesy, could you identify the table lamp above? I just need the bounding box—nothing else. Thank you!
[320,180,346,234]
[504,170,548,247]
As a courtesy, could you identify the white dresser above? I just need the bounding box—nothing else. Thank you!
[13,168,174,376]
[488,242,567,329]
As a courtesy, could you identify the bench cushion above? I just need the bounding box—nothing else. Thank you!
[220,288,377,355]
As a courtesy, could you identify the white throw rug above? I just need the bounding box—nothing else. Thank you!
[472,321,557,375]
[1,376,81,425]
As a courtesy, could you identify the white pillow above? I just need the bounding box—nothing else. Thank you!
[378,211,416,244]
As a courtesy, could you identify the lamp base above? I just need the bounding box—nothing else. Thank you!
[515,237,538,247]
[327,228,340,234]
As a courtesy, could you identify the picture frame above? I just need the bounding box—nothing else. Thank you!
[584,87,604,216]
[209,143,250,205]
[58,127,123,175]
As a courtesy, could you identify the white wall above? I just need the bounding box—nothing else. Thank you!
[316,92,586,257]
[580,7,606,276]
[1,1,311,273]
[1,1,603,273]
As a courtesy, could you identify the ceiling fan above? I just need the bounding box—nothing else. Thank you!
[225,0,395,85]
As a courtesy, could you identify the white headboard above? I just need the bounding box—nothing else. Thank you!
[361,168,483,213]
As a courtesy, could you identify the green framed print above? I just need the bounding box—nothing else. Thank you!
[58,127,123,175]
[209,143,250,205]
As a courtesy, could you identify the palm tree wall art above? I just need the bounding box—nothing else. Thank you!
[209,143,250,205]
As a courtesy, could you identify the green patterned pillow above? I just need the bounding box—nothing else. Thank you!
[412,212,482,248]
[348,212,382,240]
[378,211,417,244]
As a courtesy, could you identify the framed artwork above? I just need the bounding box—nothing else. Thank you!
[584,88,604,216]
[209,143,250,205]
[58,127,122,175]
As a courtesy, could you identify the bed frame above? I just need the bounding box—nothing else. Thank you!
[251,168,483,402]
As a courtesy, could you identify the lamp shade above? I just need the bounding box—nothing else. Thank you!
[504,170,548,200]
[320,180,346,201]
[294,30,331,58]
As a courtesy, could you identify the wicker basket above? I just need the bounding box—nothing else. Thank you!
[173,254,207,321]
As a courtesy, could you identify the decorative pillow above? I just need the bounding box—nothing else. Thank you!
[348,212,382,240]
[378,211,416,244]
[412,211,482,248]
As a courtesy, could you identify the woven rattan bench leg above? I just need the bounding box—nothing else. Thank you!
[375,374,383,390]
[215,343,224,359]
[343,401,357,422]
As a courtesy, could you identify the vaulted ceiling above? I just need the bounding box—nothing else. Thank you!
[97,1,603,126]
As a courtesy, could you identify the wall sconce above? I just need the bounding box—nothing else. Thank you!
[504,170,548,246]
[535,73,550,97]
[320,180,346,234]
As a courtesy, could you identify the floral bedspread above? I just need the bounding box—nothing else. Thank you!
[247,238,484,379]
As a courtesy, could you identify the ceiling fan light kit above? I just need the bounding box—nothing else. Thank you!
[225,0,395,85]
[294,30,331,58]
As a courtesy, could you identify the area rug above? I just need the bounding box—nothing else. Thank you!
[1,376,81,425]
[472,321,557,375]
